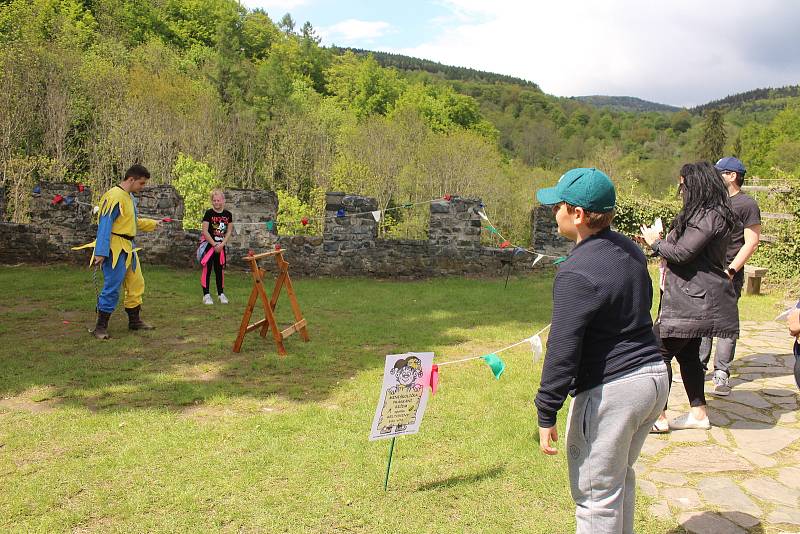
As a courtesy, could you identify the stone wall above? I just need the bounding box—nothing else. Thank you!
[531,205,573,258]
[0,183,572,276]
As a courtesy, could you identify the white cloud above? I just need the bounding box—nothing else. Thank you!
[319,19,394,44]
[240,0,309,13]
[386,0,800,107]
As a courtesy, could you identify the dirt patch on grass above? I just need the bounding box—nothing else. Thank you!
[0,397,56,413]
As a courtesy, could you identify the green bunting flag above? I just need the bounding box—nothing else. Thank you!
[265,220,275,231]
[487,225,498,234]
[553,256,567,265]
[481,353,506,379]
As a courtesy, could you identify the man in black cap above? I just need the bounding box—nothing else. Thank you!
[700,156,761,395]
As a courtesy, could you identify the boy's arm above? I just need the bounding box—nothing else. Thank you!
[535,272,600,429]
[728,224,761,275]
[789,300,800,338]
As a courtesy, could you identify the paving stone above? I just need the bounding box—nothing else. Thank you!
[638,478,658,498]
[768,375,799,387]
[773,397,799,410]
[767,507,800,526]
[774,409,797,424]
[648,470,688,486]
[737,366,788,375]
[736,448,777,468]
[654,446,752,473]
[709,411,731,427]
[725,390,775,409]
[741,354,779,366]
[640,436,669,457]
[709,400,775,424]
[763,387,797,397]
[777,467,800,490]
[728,424,800,455]
[669,429,710,443]
[697,477,761,517]
[678,511,746,534]
[709,426,732,447]
[720,511,761,529]
[741,477,800,507]
[664,487,701,510]
[649,502,671,519]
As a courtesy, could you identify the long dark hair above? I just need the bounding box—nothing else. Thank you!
[670,161,737,236]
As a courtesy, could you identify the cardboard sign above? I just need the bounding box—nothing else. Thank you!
[369,352,434,441]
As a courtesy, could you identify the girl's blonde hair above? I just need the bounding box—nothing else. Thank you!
[210,188,225,201]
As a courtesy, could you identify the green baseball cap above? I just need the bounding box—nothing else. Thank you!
[535,168,616,213]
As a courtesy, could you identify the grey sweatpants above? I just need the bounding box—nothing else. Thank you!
[566,362,669,534]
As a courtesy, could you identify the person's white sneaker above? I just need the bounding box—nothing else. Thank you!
[203,294,213,305]
[218,293,229,304]
[669,412,711,430]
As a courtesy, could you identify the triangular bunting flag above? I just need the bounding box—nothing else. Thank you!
[265,220,275,231]
[429,364,439,395]
[481,353,506,379]
[529,335,543,362]
[478,211,488,221]
[532,254,544,267]
[372,210,381,222]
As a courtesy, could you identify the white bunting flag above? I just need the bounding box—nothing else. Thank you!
[478,211,488,221]
[529,335,543,362]
[372,210,382,222]
[532,253,544,267]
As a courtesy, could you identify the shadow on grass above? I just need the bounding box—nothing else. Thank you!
[0,265,554,412]
[416,465,505,491]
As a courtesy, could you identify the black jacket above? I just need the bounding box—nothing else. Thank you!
[654,208,739,339]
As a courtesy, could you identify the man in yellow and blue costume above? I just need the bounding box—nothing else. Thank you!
[77,165,161,339]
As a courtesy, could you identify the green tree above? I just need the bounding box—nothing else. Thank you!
[697,109,726,162]
[172,153,220,230]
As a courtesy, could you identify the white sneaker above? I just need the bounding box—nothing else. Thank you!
[669,412,711,430]
[203,294,213,305]
[218,293,229,304]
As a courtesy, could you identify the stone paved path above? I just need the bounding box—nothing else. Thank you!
[638,320,800,533]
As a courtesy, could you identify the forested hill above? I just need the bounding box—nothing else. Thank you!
[572,95,680,113]
[341,48,540,88]
[693,85,800,113]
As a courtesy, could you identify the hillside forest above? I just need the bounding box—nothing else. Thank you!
[1,0,799,268]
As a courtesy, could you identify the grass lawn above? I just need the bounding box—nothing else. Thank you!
[0,263,784,532]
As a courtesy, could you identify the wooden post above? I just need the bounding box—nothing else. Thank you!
[743,265,768,296]
[232,250,310,355]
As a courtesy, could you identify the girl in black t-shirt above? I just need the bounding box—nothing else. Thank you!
[200,189,233,304]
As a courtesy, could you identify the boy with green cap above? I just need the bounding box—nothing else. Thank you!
[534,168,668,534]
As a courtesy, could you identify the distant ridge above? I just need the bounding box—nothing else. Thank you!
[335,47,541,89]
[691,85,800,113]
[572,95,681,113]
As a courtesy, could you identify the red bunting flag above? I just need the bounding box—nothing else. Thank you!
[444,194,452,201]
[429,364,439,395]
[247,249,255,256]
[274,244,281,251]
[161,217,173,223]
[500,240,511,249]
[301,217,309,226]
[51,194,64,205]
[77,183,85,192]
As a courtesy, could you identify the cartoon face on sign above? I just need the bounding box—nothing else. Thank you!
[392,356,422,387]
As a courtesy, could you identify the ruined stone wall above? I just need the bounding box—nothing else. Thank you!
[0,183,570,276]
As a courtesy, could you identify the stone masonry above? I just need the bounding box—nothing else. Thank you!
[0,183,572,277]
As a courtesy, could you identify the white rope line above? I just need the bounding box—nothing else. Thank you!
[478,210,563,261]
[436,323,551,367]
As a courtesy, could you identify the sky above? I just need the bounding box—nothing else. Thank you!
[240,0,800,108]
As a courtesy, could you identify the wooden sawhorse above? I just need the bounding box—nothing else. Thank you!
[232,250,309,355]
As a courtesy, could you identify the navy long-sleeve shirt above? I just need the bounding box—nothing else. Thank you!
[535,228,662,428]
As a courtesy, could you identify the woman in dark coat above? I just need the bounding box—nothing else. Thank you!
[642,161,739,431]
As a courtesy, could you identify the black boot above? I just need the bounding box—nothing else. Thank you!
[92,310,112,340]
[126,305,155,330]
